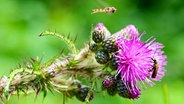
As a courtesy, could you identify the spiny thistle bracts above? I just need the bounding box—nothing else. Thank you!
[89,42,99,52]
[116,78,131,98]
[0,23,167,103]
[75,85,94,102]
[91,23,111,43]
[95,49,110,64]
[102,37,118,53]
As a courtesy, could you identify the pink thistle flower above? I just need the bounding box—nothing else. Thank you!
[112,24,139,40]
[115,37,153,98]
[114,25,167,98]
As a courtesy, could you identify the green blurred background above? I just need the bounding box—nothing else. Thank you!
[0,0,184,104]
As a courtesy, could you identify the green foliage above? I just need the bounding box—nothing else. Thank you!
[0,0,183,104]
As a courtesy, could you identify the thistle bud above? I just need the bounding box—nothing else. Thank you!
[95,49,110,64]
[75,85,94,102]
[91,23,111,43]
[102,75,117,96]
[116,79,130,98]
[89,43,98,52]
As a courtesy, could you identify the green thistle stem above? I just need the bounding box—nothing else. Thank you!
[0,32,103,104]
[4,68,40,98]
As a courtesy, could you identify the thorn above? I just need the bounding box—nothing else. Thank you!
[17,63,22,69]
[67,32,70,39]
[10,69,13,73]
[34,90,39,102]
[39,55,44,63]
[30,57,36,63]
[61,48,65,55]
[73,33,78,43]
[48,86,54,95]
[38,32,43,37]
[36,87,41,95]
[87,41,91,46]
[54,29,57,35]
[23,61,27,66]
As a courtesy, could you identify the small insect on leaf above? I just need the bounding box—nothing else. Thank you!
[91,7,117,14]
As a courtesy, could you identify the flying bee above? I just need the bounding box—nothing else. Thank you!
[150,58,159,78]
[91,7,117,14]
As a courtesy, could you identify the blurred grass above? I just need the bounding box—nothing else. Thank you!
[162,83,169,104]
[0,0,184,104]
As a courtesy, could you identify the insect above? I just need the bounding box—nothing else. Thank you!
[91,7,117,14]
[150,58,159,78]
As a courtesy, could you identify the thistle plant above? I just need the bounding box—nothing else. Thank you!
[0,23,167,103]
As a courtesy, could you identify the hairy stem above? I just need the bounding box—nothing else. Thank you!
[0,44,103,103]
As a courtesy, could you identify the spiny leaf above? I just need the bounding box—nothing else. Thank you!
[20,89,27,95]
[30,57,42,71]
[43,87,47,99]
[39,31,77,55]
[47,86,54,95]
[15,85,20,98]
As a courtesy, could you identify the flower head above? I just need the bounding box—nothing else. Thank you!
[90,23,167,99]
[113,25,167,98]
[115,36,153,97]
